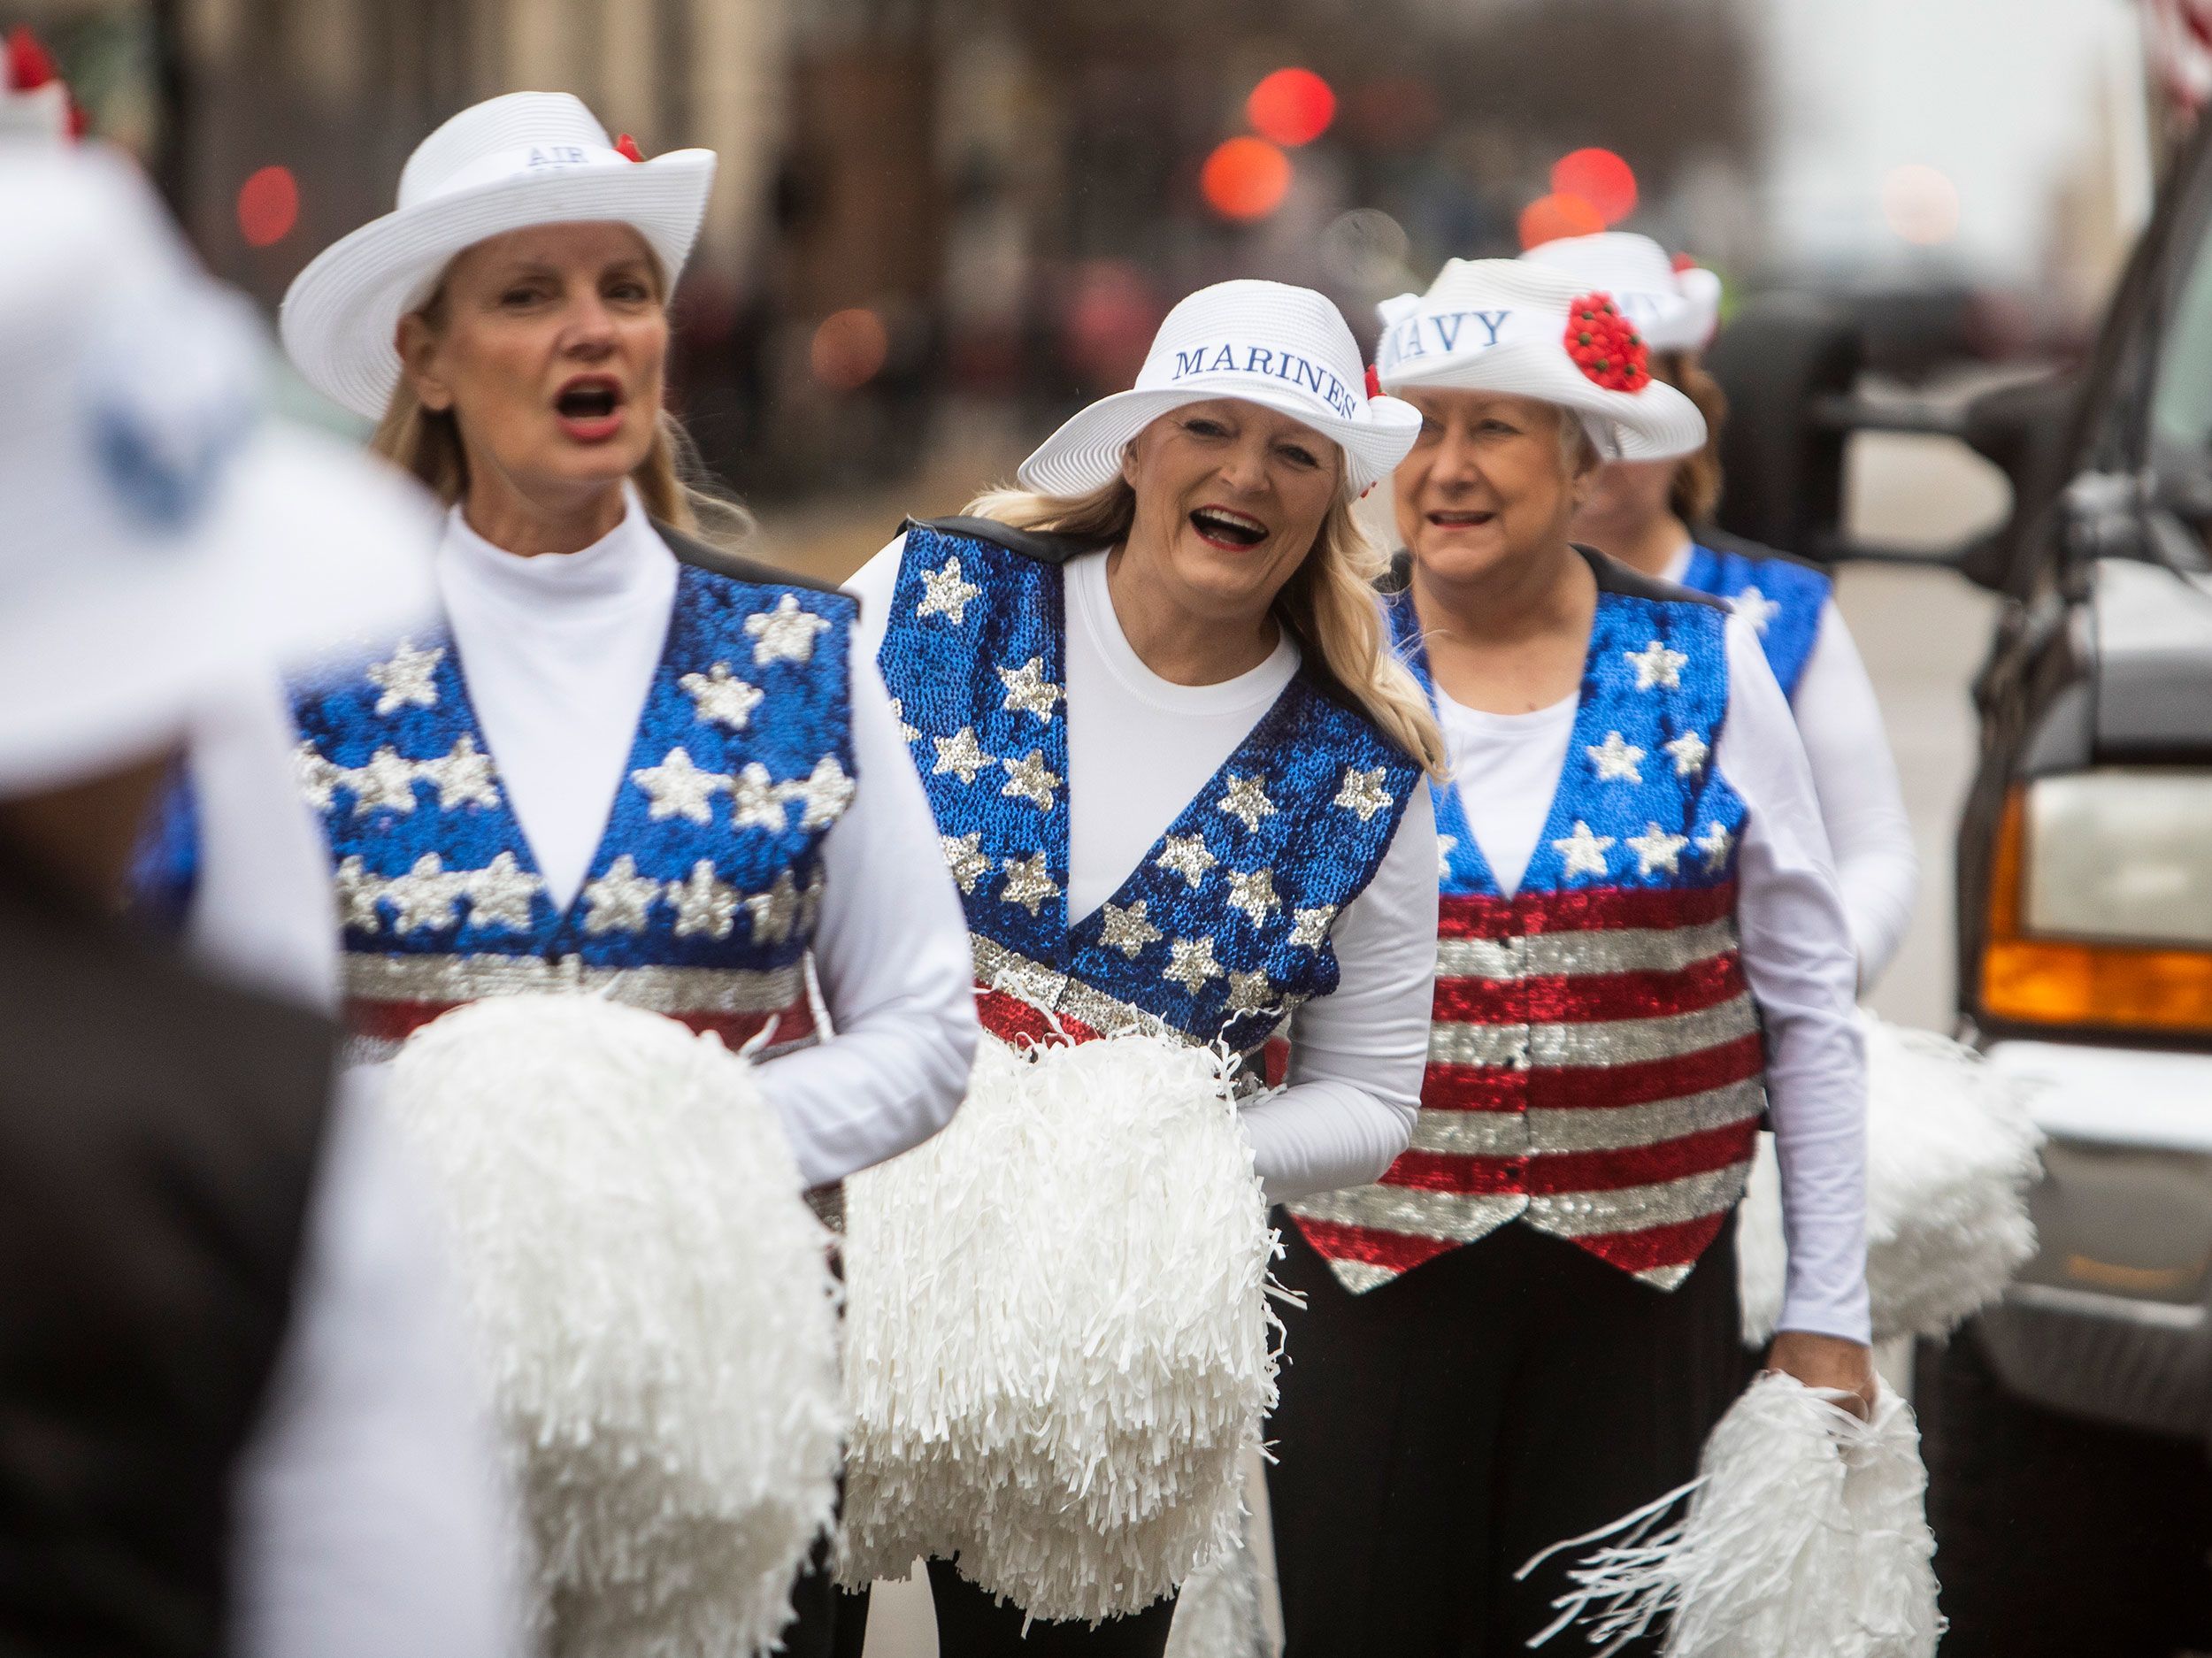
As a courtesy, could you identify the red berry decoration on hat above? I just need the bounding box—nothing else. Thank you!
[1564,292,1647,392]
[614,133,645,163]
[1364,363,1383,401]
[7,27,83,136]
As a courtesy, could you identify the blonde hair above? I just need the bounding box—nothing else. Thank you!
[965,477,1448,780]
[1649,349,1726,526]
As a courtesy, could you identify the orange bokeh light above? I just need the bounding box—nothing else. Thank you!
[1202,136,1292,222]
[1550,148,1638,226]
[810,308,889,389]
[1247,67,1336,148]
[1517,192,1606,250]
[236,165,299,248]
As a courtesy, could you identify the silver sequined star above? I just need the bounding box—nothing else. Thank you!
[1155,833,1217,889]
[1099,899,1164,957]
[385,853,471,933]
[1586,730,1645,784]
[996,656,1064,722]
[999,748,1060,811]
[1663,730,1709,777]
[998,851,1056,917]
[1627,822,1690,877]
[729,763,790,833]
[941,832,993,894]
[888,698,921,744]
[664,861,739,940]
[680,662,765,732]
[1553,820,1616,879]
[463,851,543,933]
[295,742,342,812]
[1217,773,1277,833]
[1695,821,1736,872]
[1288,904,1337,949]
[346,746,424,816]
[1162,935,1225,994]
[1624,638,1689,691]
[582,856,661,935]
[632,747,729,825]
[933,725,995,785]
[743,870,804,946]
[1731,587,1780,634]
[745,594,832,665]
[782,754,856,830]
[333,856,385,931]
[366,638,443,715]
[1333,765,1392,822]
[1226,969,1279,1015]
[416,733,501,811]
[1226,867,1281,927]
[916,556,982,626]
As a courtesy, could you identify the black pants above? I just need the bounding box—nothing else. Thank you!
[924,1557,1178,1656]
[1267,1214,1743,1657]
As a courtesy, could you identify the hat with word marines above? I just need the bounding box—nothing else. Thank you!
[1374,258,1706,462]
[1018,279,1422,497]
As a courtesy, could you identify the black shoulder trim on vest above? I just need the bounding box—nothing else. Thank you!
[1580,544,1730,610]
[653,520,856,607]
[905,514,1114,566]
[1691,524,1827,576]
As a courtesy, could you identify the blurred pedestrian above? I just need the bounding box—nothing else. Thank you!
[275,89,978,1657]
[1528,230,1918,987]
[0,145,521,1658]
[841,279,1444,1656]
[1271,259,1873,1654]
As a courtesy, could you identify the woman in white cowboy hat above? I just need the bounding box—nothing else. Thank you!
[276,90,979,1656]
[841,278,1446,1656]
[1270,259,1873,1654]
[1525,230,1918,986]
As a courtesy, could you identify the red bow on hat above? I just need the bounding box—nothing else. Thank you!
[1563,293,1648,392]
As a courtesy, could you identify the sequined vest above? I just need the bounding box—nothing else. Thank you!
[1679,535,1831,701]
[1289,555,1763,1293]
[293,533,856,1064]
[877,517,1420,1070]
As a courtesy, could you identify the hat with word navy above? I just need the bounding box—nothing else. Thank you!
[1521,231,1722,355]
[1018,279,1422,497]
[282,91,715,420]
[1374,259,1706,462]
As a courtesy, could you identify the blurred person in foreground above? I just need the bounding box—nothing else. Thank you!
[1273,260,1871,1654]
[0,145,520,1656]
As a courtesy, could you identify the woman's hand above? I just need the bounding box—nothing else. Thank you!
[1764,1330,1878,1418]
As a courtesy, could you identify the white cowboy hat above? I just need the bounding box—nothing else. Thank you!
[281,90,715,420]
[0,146,437,793]
[1018,279,1422,496]
[1374,259,1707,463]
[1521,231,1723,355]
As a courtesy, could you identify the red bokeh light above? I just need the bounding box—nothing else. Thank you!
[236,165,299,248]
[1247,68,1336,148]
[810,308,889,390]
[1201,137,1292,222]
[1550,148,1638,226]
[1517,192,1606,250]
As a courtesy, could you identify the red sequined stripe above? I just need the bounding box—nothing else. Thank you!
[1521,1031,1766,1109]
[1431,951,1747,1026]
[347,995,814,1048]
[1261,1035,1290,1087]
[1384,1119,1758,1198]
[1415,1064,1525,1112]
[1289,1214,1463,1275]
[1567,1210,1732,1277]
[346,996,450,1042]
[975,985,1103,1048]
[1436,881,1740,939]
[1379,1148,1529,1195]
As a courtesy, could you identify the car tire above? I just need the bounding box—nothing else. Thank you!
[1917,1322,2212,1656]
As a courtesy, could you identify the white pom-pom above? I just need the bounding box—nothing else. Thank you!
[1739,1009,2044,1346]
[1524,1373,1944,1657]
[839,1032,1282,1624]
[383,994,844,1658]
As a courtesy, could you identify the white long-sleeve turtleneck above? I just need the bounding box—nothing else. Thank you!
[849,535,1438,1206]
[434,491,977,1188]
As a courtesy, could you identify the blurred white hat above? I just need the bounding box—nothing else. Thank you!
[0,146,438,794]
[1521,230,1723,354]
[1374,259,1706,462]
[1018,279,1422,497]
[282,91,716,419]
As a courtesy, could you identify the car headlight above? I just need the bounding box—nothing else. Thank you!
[1983,769,2212,1035]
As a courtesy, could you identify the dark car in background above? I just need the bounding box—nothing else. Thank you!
[1711,111,2212,1658]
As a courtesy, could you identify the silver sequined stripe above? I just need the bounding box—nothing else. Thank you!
[1434,916,1740,981]
[1523,1163,1751,1237]
[1323,1257,1401,1294]
[969,933,1296,1056]
[1292,1159,1750,1253]
[343,1028,819,1070]
[1287,1184,1526,1245]
[343,951,806,1014]
[1425,990,1757,1070]
[1405,1077,1766,1158]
